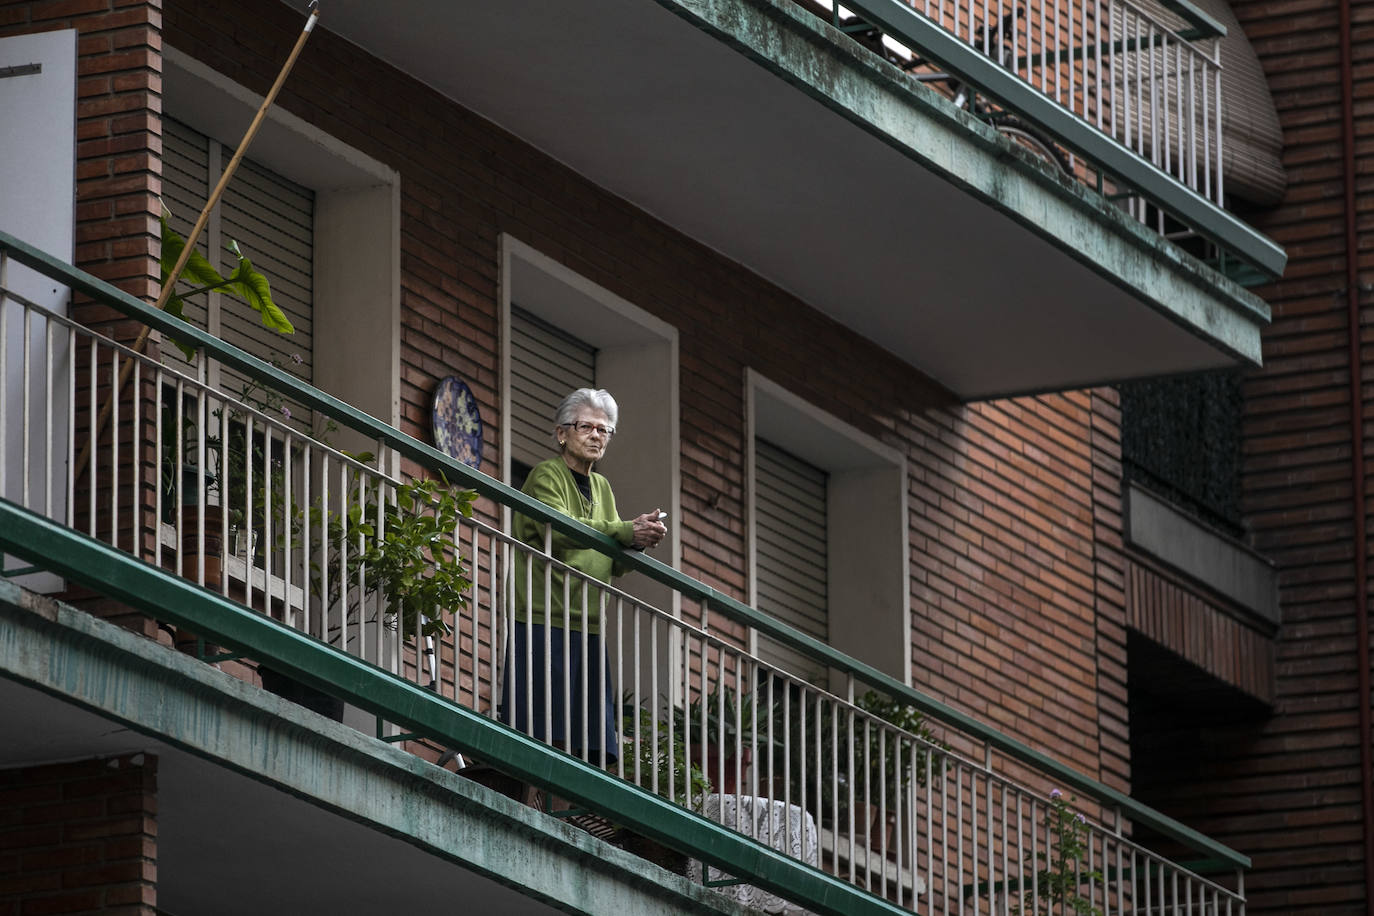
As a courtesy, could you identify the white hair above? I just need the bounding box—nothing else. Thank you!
[554,388,618,433]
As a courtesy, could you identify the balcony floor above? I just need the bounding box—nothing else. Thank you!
[254,0,1274,397]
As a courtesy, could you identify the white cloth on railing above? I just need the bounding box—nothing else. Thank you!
[689,793,819,916]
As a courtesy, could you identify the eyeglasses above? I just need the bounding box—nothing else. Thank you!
[563,421,615,438]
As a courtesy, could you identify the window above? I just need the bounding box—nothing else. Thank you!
[500,235,679,605]
[163,47,400,444]
[747,371,909,684]
[508,308,596,490]
[163,48,401,734]
[161,116,314,432]
[754,440,830,679]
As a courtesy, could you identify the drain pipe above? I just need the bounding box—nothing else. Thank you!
[1337,0,1374,903]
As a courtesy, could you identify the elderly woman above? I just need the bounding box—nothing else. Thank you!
[499,388,666,767]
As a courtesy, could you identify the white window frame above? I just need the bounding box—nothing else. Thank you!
[746,369,910,685]
[499,235,680,615]
[164,50,402,736]
[163,47,401,461]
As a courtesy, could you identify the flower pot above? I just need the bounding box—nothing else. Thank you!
[180,502,224,590]
[865,804,898,856]
[228,524,259,560]
[695,744,753,795]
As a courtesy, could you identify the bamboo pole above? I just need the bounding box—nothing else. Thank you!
[74,1,321,484]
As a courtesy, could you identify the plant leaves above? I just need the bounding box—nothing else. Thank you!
[225,252,294,334]
[161,293,199,361]
[161,216,226,291]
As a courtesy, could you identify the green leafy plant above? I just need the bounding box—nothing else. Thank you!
[159,214,292,360]
[671,684,772,748]
[776,687,942,823]
[622,703,710,810]
[1018,789,1104,916]
[293,469,476,640]
[855,690,941,803]
[159,364,303,533]
[157,212,296,514]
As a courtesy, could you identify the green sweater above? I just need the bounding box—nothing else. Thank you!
[512,458,635,633]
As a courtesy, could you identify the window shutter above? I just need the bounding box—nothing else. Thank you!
[509,307,596,472]
[159,118,313,434]
[755,440,829,682]
[161,118,211,359]
[218,155,314,414]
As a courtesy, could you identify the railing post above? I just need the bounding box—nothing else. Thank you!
[0,250,8,504]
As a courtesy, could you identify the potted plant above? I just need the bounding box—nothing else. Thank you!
[155,215,290,592]
[773,686,941,856]
[258,471,476,719]
[298,468,475,642]
[672,684,773,795]
[852,690,940,853]
[155,211,289,511]
[618,704,710,874]
[157,408,223,586]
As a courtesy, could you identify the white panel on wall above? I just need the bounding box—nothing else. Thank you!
[0,30,76,593]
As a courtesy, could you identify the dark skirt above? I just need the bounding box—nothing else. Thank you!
[497,622,619,764]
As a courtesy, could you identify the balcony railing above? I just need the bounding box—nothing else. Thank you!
[801,0,1285,281]
[0,229,1248,915]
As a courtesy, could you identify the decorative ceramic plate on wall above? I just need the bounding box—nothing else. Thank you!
[431,376,483,469]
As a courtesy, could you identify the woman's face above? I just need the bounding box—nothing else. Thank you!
[560,407,613,471]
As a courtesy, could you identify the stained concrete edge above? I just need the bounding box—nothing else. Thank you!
[660,0,1272,366]
[0,580,751,916]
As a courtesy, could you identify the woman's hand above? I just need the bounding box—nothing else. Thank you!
[630,509,667,550]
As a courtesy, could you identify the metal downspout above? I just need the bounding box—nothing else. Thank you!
[1338,0,1374,902]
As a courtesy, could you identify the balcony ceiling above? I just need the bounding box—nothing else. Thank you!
[302,0,1269,399]
[0,676,562,916]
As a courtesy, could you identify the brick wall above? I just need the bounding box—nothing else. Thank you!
[1126,0,1373,907]
[153,0,1120,784]
[1090,388,1131,795]
[0,753,157,915]
[906,392,1118,782]
[1,0,1125,852]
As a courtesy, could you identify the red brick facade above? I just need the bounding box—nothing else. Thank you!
[0,754,157,915]
[1123,0,1374,909]
[1126,557,1277,704]
[21,0,1361,908]
[154,0,1125,801]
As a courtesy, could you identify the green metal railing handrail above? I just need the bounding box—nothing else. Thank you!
[0,229,1250,871]
[815,0,1287,281]
[0,498,905,916]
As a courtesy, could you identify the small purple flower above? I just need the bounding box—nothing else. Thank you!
[280,406,292,420]
[1049,788,1063,800]
[1075,813,1087,824]
[291,353,303,365]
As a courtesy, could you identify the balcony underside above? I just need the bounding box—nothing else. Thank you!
[302,0,1272,398]
[0,583,742,916]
